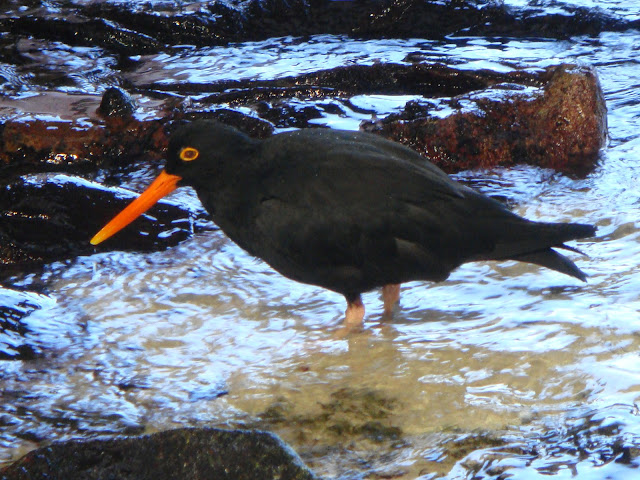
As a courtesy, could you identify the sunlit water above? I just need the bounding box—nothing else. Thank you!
[2,3,640,479]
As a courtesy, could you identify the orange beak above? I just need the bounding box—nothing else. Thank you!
[90,170,182,245]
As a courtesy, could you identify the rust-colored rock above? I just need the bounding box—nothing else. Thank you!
[0,118,168,175]
[0,95,273,181]
[0,63,606,179]
[365,65,607,174]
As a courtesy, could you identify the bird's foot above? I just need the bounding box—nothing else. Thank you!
[344,295,365,326]
[382,283,400,316]
[332,295,366,337]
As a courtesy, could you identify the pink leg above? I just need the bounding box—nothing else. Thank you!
[382,283,400,315]
[344,295,365,327]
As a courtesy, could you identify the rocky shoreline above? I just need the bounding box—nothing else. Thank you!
[0,0,618,477]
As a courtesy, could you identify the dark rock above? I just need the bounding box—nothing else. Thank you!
[0,427,318,480]
[256,101,326,129]
[1,0,637,56]
[0,174,213,273]
[470,3,637,38]
[97,87,136,118]
[0,16,162,57]
[144,63,540,101]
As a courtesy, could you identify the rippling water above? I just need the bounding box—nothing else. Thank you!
[2,1,640,478]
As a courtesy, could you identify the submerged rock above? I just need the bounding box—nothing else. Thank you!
[260,387,403,446]
[0,427,318,480]
[153,62,538,101]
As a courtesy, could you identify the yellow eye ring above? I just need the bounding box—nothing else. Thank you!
[179,146,199,162]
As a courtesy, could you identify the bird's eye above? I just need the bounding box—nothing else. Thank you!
[179,147,199,162]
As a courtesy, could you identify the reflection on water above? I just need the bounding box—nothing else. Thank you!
[3,4,640,479]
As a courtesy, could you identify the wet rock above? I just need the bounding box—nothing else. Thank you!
[0,109,273,271]
[0,118,168,176]
[0,427,317,480]
[256,101,325,129]
[364,64,607,174]
[469,3,638,38]
[157,62,602,174]
[137,64,607,173]
[0,62,606,179]
[0,16,161,57]
[1,0,637,56]
[0,110,273,179]
[0,174,212,273]
[143,63,539,101]
[359,0,638,39]
[97,87,136,118]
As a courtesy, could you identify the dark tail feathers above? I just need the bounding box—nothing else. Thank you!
[510,222,596,282]
[511,248,587,281]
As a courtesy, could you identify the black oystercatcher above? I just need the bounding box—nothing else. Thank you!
[91,120,596,326]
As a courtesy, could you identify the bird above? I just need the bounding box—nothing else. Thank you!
[91,120,596,327]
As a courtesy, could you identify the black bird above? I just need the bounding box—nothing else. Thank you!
[91,120,596,326]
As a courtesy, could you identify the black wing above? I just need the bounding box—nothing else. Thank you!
[238,129,593,295]
[248,136,489,295]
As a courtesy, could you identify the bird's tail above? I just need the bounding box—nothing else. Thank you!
[510,247,587,281]
[506,222,596,281]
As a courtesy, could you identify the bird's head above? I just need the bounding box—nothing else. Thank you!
[164,120,256,185]
[90,120,256,245]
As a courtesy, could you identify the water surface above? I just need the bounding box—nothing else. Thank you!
[2,2,640,479]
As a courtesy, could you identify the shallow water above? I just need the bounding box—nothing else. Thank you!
[2,1,640,478]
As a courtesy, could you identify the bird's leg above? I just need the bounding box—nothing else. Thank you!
[382,283,400,315]
[344,294,365,327]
